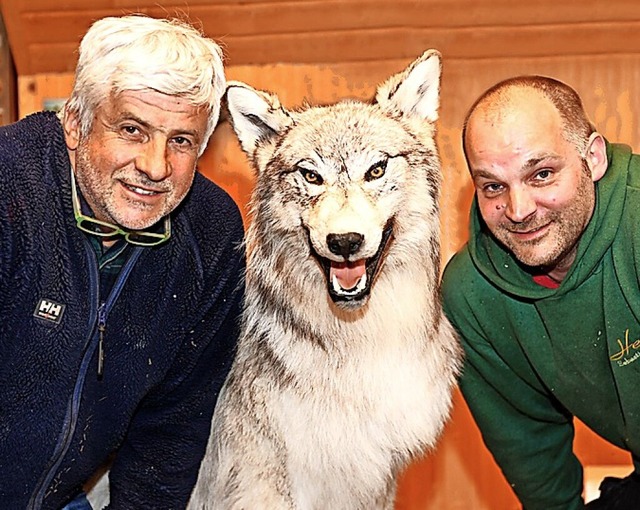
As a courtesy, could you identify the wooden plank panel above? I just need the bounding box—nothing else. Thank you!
[0,0,28,74]
[13,0,640,26]
[4,0,640,74]
[20,21,640,75]
[17,0,302,10]
[215,23,640,65]
[14,1,640,44]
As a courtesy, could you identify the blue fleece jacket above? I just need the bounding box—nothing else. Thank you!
[0,112,245,509]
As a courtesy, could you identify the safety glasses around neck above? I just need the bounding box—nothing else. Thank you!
[70,169,171,247]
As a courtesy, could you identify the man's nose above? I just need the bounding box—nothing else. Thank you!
[136,138,171,181]
[505,187,536,223]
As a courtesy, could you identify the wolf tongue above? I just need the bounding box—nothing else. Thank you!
[330,259,366,290]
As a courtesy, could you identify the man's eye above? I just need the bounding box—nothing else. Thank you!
[123,125,140,135]
[483,183,503,195]
[535,169,552,180]
[173,136,192,147]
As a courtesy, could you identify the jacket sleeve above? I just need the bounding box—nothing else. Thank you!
[441,255,585,510]
[105,203,245,509]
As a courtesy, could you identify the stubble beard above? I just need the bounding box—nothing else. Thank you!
[74,139,184,231]
[493,171,595,272]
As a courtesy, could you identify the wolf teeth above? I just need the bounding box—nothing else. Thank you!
[332,272,367,296]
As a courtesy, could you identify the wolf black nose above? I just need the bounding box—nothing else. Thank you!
[327,232,364,258]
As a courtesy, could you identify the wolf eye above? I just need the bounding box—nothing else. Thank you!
[299,168,323,185]
[365,160,387,181]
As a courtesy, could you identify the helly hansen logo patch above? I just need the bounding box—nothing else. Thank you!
[34,298,66,324]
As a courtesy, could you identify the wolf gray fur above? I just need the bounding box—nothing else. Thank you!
[187,49,462,510]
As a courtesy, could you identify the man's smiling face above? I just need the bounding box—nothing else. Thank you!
[465,88,599,276]
[65,88,209,230]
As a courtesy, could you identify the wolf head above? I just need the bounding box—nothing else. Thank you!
[226,50,443,311]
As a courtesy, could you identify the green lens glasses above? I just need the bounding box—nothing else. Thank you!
[70,169,171,247]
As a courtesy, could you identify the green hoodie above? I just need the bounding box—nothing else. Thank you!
[442,142,640,510]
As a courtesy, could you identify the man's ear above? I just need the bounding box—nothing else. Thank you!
[585,132,608,182]
[63,110,80,151]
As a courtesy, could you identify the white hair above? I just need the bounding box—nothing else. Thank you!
[64,15,226,155]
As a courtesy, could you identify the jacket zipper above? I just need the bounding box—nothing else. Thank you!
[97,304,106,378]
[95,250,141,378]
[28,243,143,508]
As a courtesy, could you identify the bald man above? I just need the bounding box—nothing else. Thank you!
[442,76,640,509]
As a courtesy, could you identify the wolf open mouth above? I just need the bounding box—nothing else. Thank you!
[311,220,394,304]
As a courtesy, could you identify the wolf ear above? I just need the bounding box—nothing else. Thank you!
[225,81,294,154]
[375,49,441,123]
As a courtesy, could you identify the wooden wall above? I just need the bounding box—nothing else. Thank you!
[2,1,639,508]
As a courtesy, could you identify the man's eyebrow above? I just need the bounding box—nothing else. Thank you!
[471,154,562,181]
[522,154,561,171]
[116,112,151,129]
[471,169,497,180]
[118,112,201,138]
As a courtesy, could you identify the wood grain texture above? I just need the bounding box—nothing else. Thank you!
[3,0,640,73]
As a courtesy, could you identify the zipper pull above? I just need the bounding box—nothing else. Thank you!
[97,304,106,379]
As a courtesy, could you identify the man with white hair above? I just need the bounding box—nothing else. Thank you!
[0,15,245,509]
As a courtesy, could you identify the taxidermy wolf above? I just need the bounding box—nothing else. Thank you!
[188,49,461,510]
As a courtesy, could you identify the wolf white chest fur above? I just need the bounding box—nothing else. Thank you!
[264,276,455,506]
[188,49,461,510]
